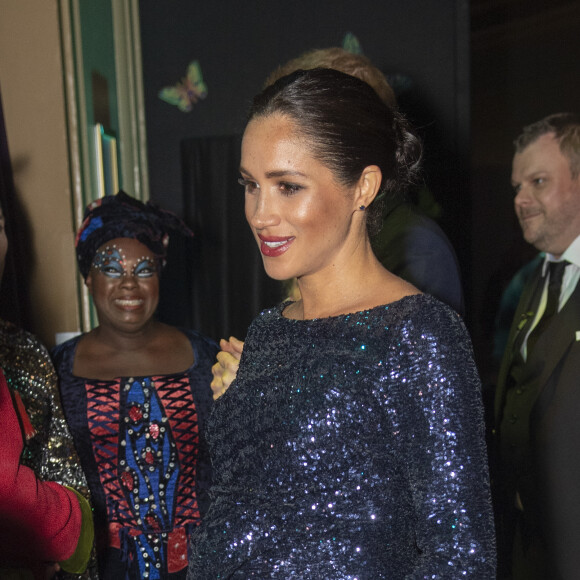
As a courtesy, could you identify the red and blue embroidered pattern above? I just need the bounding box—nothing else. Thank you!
[86,374,201,578]
[53,328,217,579]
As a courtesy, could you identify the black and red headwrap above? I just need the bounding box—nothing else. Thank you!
[75,191,192,279]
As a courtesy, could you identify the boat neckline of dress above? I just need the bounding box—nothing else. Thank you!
[66,329,199,382]
[278,292,430,322]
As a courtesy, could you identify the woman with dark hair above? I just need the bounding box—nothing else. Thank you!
[188,69,495,578]
[52,191,217,579]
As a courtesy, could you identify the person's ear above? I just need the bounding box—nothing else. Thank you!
[85,273,94,296]
[353,165,382,211]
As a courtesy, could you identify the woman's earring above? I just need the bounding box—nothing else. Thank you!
[359,205,366,211]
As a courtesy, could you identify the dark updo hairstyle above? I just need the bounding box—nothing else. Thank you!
[246,68,422,236]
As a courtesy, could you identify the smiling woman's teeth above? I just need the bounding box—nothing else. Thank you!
[116,299,143,306]
[264,240,287,248]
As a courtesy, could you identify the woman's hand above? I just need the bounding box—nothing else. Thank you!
[211,336,244,400]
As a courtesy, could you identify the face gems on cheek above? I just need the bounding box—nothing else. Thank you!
[92,245,126,278]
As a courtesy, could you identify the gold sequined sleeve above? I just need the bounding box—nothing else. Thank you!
[0,320,88,494]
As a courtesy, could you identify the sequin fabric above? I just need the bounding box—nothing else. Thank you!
[53,328,217,579]
[0,319,87,488]
[188,295,496,579]
[0,318,98,579]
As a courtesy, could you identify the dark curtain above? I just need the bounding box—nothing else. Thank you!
[0,87,32,329]
[156,134,281,342]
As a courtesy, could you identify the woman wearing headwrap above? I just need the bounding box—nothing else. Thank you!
[52,191,217,580]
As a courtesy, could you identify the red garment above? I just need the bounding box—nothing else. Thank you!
[0,368,82,565]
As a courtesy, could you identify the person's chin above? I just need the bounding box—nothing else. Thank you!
[115,310,153,327]
[522,229,540,247]
[261,260,295,281]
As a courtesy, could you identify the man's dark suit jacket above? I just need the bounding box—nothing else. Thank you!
[495,260,580,579]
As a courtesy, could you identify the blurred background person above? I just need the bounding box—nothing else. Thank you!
[52,192,217,579]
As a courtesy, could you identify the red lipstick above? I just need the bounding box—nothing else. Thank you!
[258,234,295,257]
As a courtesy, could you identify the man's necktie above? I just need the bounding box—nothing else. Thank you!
[526,260,569,356]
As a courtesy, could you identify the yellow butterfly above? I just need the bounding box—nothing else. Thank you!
[158,60,208,112]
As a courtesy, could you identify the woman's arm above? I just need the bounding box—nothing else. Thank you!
[399,307,496,578]
[0,368,94,572]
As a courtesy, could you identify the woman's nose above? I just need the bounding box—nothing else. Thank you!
[120,272,138,287]
[246,191,280,230]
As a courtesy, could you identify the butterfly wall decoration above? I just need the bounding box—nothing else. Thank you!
[158,60,208,113]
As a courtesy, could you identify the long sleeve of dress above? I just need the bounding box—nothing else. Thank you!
[0,368,94,570]
[388,304,496,577]
[0,320,88,492]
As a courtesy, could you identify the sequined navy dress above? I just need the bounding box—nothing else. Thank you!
[188,295,496,579]
[53,328,217,580]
